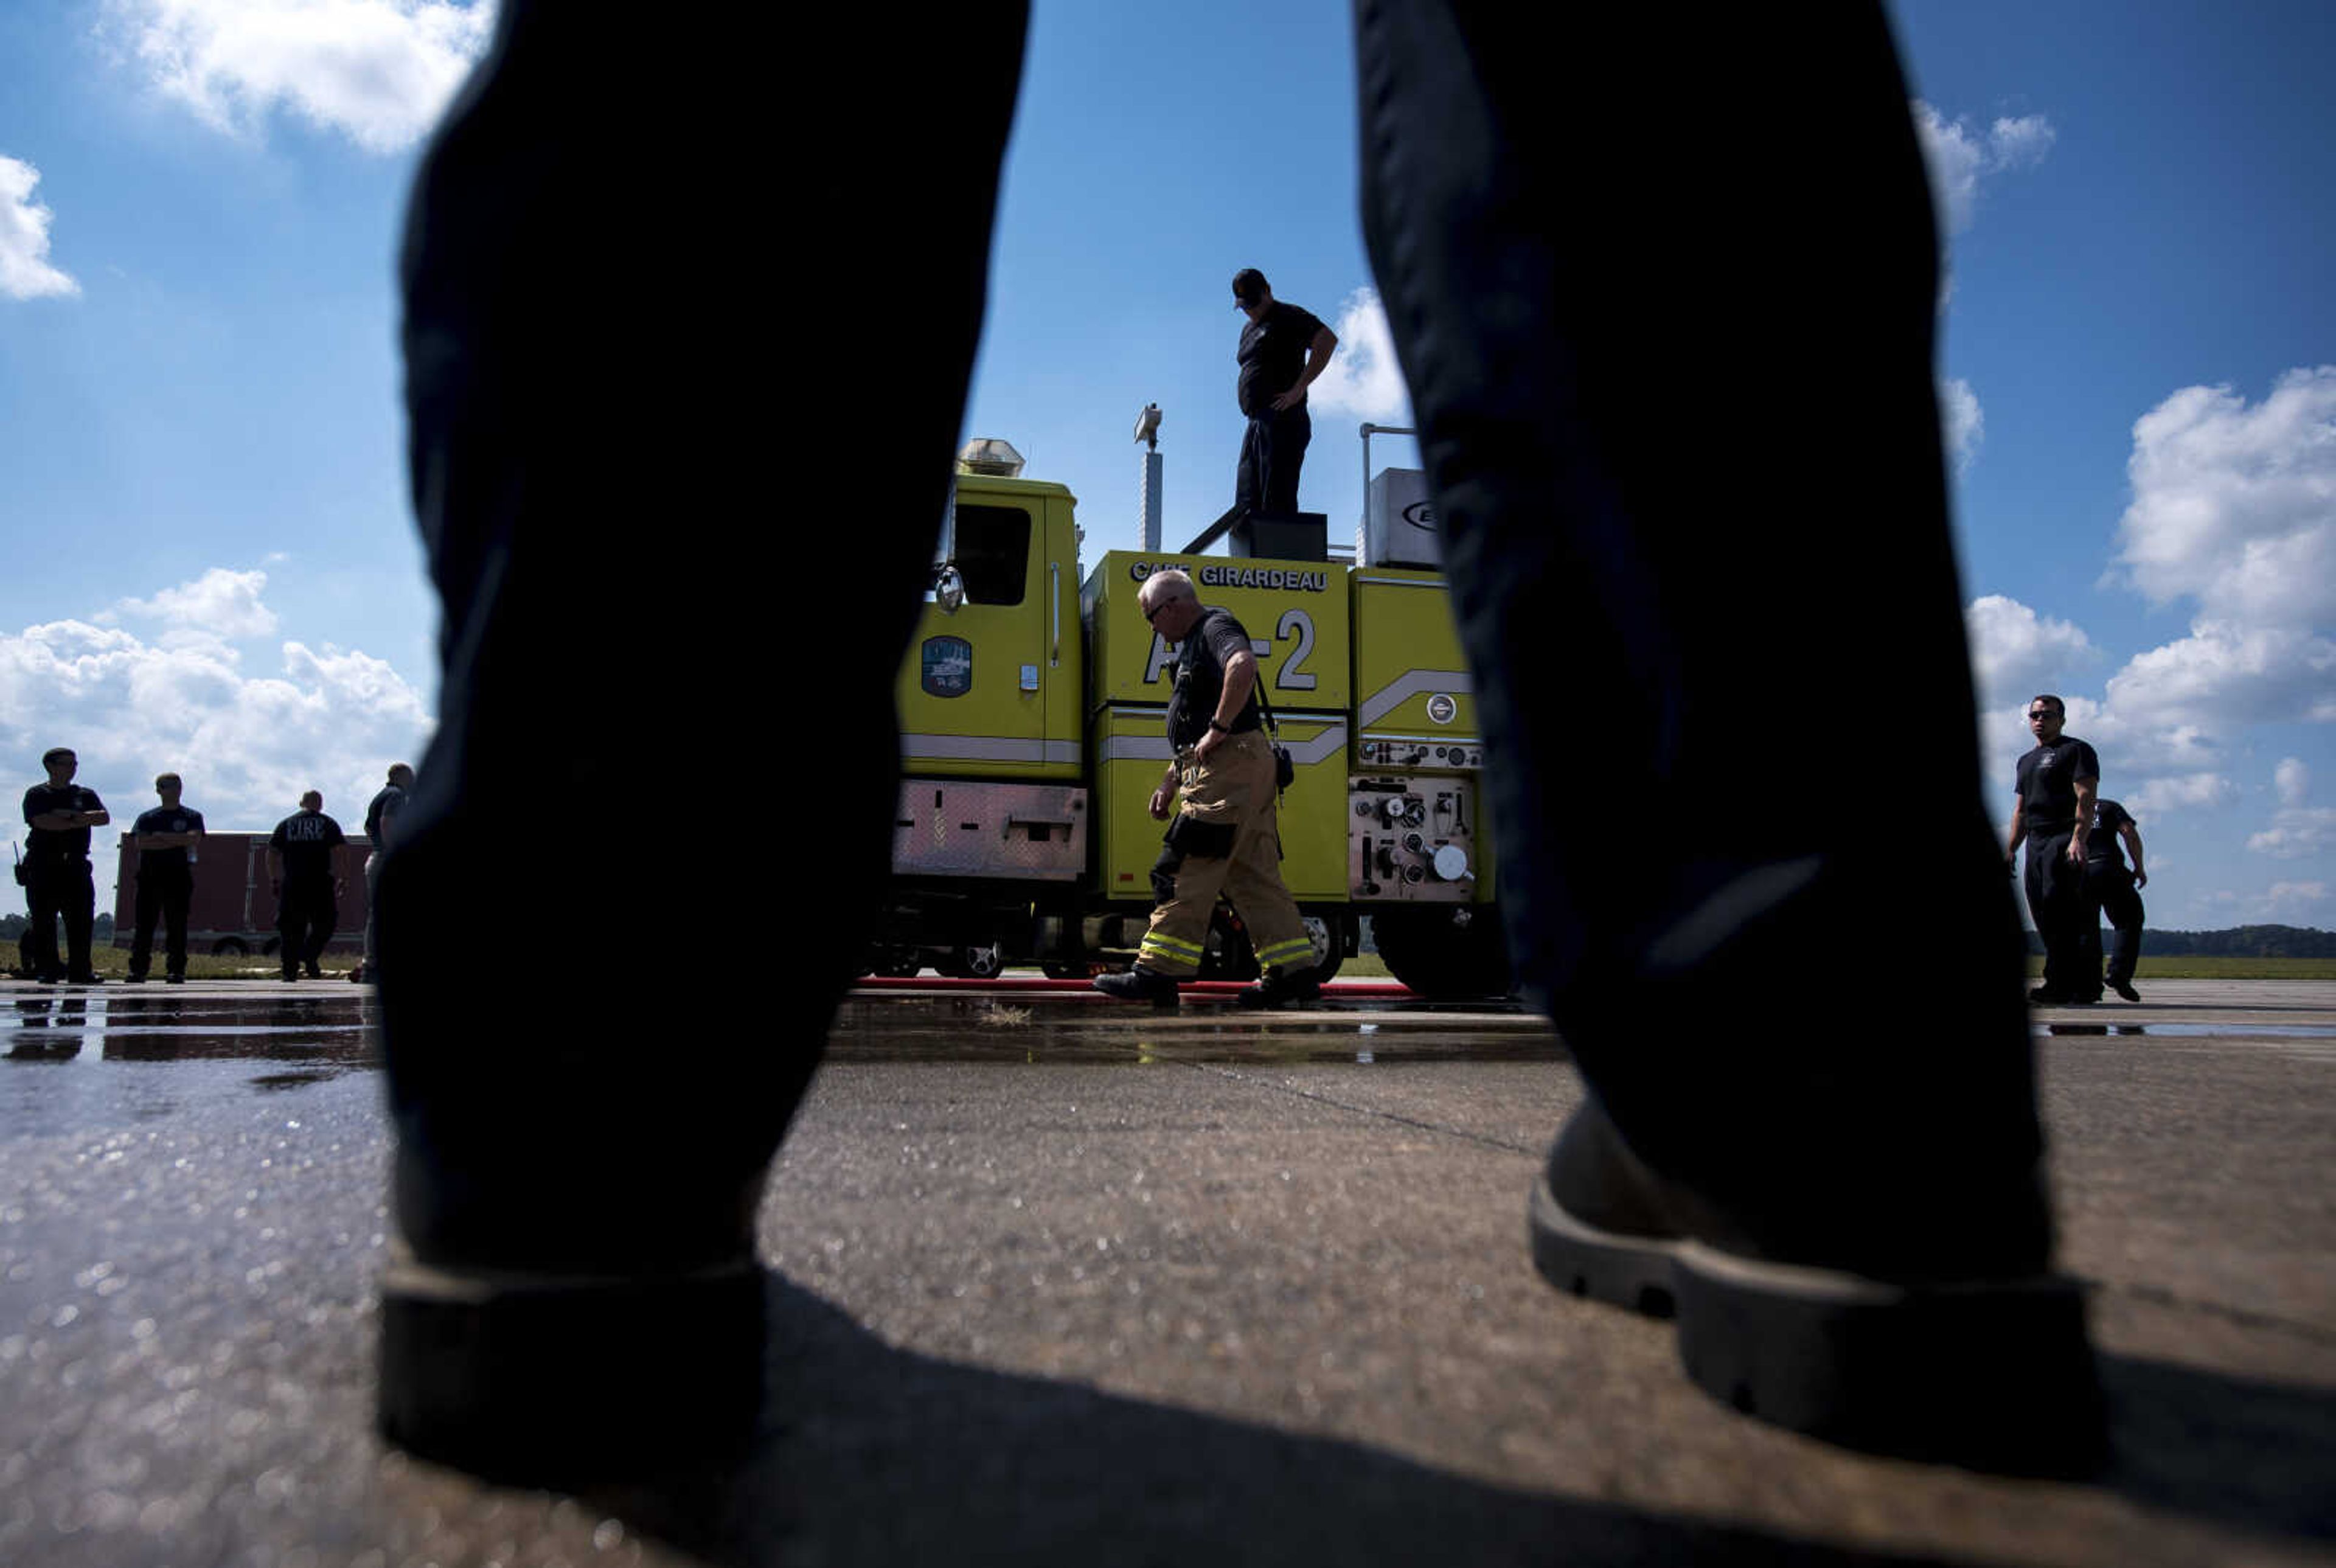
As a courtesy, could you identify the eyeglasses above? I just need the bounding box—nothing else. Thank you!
[2027,710,2058,721]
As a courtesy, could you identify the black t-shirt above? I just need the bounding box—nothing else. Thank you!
[2087,799,2134,870]
[132,805,206,876]
[364,785,408,846]
[23,784,105,865]
[1166,608,1265,750]
[2015,735,2100,833]
[1236,300,1327,417]
[270,810,347,881]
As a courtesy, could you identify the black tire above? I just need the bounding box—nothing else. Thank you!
[951,943,1004,980]
[211,937,248,957]
[1371,905,1512,999]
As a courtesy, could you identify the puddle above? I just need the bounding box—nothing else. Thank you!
[2040,1023,2336,1039]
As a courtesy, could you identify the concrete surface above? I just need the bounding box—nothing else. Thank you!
[1,979,2330,1566]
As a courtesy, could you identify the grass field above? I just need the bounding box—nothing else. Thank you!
[2025,954,2336,981]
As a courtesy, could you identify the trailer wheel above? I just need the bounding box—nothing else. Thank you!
[1370,905,1512,1000]
[210,937,248,958]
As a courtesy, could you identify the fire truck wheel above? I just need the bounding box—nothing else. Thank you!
[1370,906,1513,1000]
[1300,911,1355,986]
[937,943,1004,980]
[210,938,248,958]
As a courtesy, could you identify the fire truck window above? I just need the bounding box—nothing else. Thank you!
[951,505,1031,606]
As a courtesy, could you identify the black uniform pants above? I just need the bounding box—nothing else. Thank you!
[2025,832,2095,999]
[24,861,94,980]
[381,0,2051,1308]
[130,867,194,978]
[2082,866,2144,989]
[278,879,337,973]
[1234,405,1311,520]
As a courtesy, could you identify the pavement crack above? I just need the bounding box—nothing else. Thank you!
[2094,1278,2336,1349]
[1150,1055,1544,1157]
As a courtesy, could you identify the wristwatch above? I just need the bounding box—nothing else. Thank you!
[1208,720,1229,734]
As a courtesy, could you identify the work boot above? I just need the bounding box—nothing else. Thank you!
[1530,1094,2102,1474]
[305,960,324,980]
[2110,979,2140,1002]
[1235,965,1322,1009]
[1093,965,1180,1007]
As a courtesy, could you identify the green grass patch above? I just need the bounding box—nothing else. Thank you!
[2024,954,2336,981]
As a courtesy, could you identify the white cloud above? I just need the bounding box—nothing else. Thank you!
[1964,594,2093,709]
[2101,619,2336,732]
[1941,376,1984,473]
[0,575,433,859]
[2121,772,2236,817]
[111,567,280,641]
[2250,758,2335,861]
[1304,287,1411,424]
[1911,101,2056,236]
[110,0,496,154]
[0,154,80,301]
[2115,367,2336,629]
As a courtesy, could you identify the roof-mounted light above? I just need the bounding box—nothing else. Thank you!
[957,437,1026,477]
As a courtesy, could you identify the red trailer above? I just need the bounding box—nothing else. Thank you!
[109,830,371,958]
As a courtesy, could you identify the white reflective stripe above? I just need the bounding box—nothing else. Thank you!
[1357,670,1472,728]
[1101,724,1348,766]
[1281,723,1346,765]
[901,734,1080,764]
[1354,574,1450,589]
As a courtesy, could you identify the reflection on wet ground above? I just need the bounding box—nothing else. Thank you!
[4,991,379,1067]
[823,995,1566,1065]
[2039,1022,2336,1039]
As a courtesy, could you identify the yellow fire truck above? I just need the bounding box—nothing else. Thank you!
[875,437,1511,999]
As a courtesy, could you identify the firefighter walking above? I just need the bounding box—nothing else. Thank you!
[1097,569,1319,1008]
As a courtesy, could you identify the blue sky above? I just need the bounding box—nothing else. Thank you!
[3,1,2331,934]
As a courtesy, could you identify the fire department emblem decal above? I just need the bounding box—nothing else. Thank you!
[922,637,973,698]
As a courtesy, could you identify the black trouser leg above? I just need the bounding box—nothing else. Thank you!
[2027,834,2090,999]
[60,868,95,977]
[2093,871,2144,987]
[131,875,162,977]
[26,868,63,978]
[277,891,305,977]
[163,879,190,977]
[377,0,1027,1474]
[1262,406,1310,515]
[1357,0,2049,1280]
[1235,418,1263,518]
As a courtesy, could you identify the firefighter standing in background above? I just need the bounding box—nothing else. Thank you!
[21,747,110,985]
[2005,695,2101,1004]
[355,763,414,985]
[2082,797,2147,1003]
[1095,568,1321,1008]
[1231,268,1337,521]
[126,773,205,985]
[269,790,349,982]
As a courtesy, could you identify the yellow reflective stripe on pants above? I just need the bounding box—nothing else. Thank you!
[1139,729,1310,980]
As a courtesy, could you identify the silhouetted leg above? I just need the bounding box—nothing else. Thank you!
[1357,0,2098,1468]
[377,0,1027,1478]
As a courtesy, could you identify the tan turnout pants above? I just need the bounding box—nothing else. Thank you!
[1138,729,1315,980]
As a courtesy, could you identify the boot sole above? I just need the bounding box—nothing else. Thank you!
[1529,1176,2104,1473]
[378,1248,763,1482]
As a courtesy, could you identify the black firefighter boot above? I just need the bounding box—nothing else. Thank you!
[1094,965,1181,1008]
[1356,0,2101,1470]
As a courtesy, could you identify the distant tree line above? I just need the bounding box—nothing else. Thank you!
[3,912,114,941]
[2022,923,2335,958]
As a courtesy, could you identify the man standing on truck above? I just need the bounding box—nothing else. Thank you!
[1231,268,1337,522]
[125,773,205,984]
[1096,568,1321,1008]
[21,746,110,985]
[353,763,414,985]
[268,790,349,982]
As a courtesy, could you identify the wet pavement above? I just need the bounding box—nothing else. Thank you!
[1,978,2331,1566]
